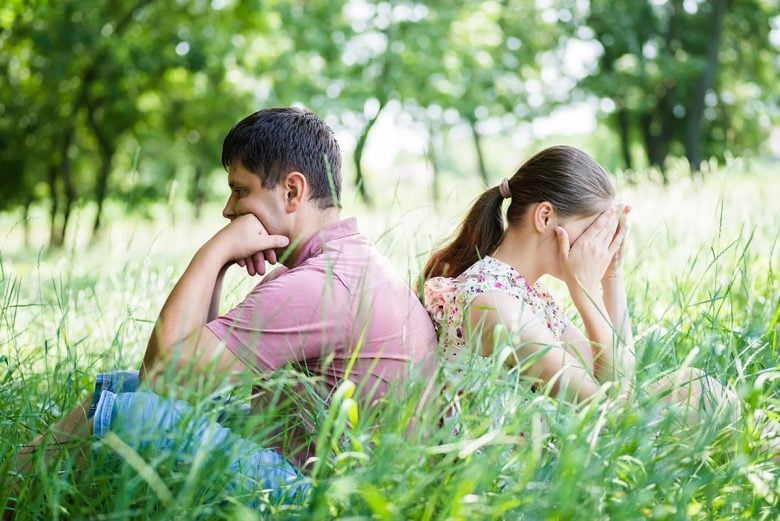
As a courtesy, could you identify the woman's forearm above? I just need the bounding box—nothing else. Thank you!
[570,287,620,382]
[602,275,636,377]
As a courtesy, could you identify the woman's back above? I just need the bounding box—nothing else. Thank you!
[424,256,567,365]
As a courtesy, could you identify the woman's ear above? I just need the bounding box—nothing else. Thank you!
[531,202,554,233]
[283,171,307,212]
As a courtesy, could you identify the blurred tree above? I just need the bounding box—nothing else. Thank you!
[3,0,778,243]
[271,0,402,205]
[395,0,559,194]
[576,0,779,178]
[0,0,251,246]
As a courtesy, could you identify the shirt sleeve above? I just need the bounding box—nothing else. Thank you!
[205,265,352,373]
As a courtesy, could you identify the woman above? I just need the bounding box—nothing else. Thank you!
[422,145,760,431]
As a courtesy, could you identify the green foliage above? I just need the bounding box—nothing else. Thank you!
[573,0,780,173]
[1,165,779,519]
[1,0,779,245]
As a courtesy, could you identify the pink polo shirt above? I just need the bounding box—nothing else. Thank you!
[206,218,437,460]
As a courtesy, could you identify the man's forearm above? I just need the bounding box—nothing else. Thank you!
[208,265,229,322]
[141,245,225,376]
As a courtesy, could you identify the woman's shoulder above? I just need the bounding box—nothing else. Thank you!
[459,256,527,294]
[459,256,511,285]
[422,257,505,324]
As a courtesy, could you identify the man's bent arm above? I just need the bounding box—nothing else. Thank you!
[141,245,227,380]
[208,264,229,322]
[140,215,289,389]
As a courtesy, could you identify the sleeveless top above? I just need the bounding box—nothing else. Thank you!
[423,256,567,368]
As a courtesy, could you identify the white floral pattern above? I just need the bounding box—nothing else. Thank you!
[424,256,567,365]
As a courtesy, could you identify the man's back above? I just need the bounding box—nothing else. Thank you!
[206,217,438,463]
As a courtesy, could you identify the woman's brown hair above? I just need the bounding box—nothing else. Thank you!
[423,145,615,279]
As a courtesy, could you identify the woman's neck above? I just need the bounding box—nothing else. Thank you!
[490,226,547,284]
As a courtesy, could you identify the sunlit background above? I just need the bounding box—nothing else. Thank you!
[1,0,779,253]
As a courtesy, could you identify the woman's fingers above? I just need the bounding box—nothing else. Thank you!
[556,226,571,257]
[578,208,612,244]
[594,208,619,244]
[237,259,246,268]
[608,219,629,257]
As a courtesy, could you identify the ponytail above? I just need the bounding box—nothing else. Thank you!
[422,145,616,282]
[423,186,505,279]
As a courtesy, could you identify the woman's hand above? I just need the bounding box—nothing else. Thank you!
[602,205,631,285]
[555,208,621,295]
[556,207,636,380]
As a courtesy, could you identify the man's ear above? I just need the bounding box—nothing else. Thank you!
[282,171,307,212]
[531,202,554,233]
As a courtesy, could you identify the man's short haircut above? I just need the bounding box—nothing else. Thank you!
[221,107,342,208]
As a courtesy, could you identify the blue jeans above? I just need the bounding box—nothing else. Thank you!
[87,370,310,507]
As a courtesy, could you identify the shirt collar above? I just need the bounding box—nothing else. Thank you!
[292,217,360,267]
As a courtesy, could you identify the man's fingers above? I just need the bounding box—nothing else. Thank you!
[266,248,278,265]
[252,251,266,276]
[245,256,256,277]
[260,235,290,250]
[237,259,246,268]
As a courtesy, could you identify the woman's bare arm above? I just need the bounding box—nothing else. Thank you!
[469,291,601,402]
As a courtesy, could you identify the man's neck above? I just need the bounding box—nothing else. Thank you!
[284,207,342,267]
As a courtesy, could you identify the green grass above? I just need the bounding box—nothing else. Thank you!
[1,160,780,519]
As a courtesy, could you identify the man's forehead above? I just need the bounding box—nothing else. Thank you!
[227,164,251,184]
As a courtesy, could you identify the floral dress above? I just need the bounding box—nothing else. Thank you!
[424,255,567,367]
[423,256,566,437]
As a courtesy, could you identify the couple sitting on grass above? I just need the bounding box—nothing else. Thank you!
[10,107,774,511]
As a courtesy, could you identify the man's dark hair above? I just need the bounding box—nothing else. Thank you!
[221,107,342,208]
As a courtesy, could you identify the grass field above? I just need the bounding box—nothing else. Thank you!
[1,159,780,519]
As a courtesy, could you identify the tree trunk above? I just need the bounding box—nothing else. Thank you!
[91,145,115,238]
[685,0,727,174]
[615,108,632,170]
[48,164,60,247]
[58,143,76,249]
[640,112,669,184]
[640,88,675,184]
[637,0,682,184]
[353,101,385,205]
[49,127,76,248]
[21,197,32,248]
[469,119,489,185]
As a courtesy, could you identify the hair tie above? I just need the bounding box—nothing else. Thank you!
[498,178,511,199]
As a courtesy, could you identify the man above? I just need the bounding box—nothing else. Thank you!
[11,107,438,509]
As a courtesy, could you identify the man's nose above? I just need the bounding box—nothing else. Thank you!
[222,201,235,220]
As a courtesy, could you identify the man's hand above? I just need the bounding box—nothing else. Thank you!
[208,214,289,276]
